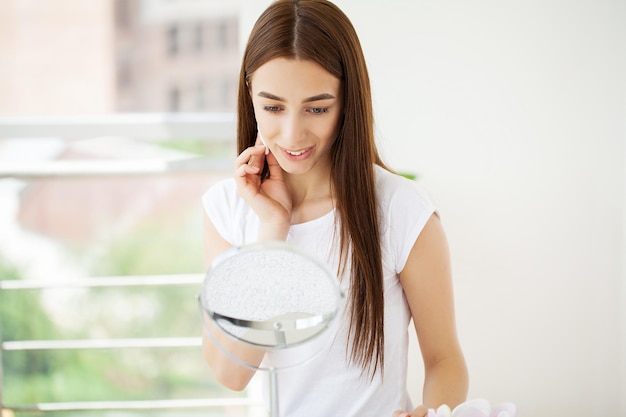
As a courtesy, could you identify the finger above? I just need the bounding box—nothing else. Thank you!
[265,152,283,180]
[411,405,429,417]
[234,144,265,163]
[392,411,410,417]
[234,164,262,200]
[234,163,260,179]
[234,145,266,171]
[255,133,270,155]
[249,145,267,168]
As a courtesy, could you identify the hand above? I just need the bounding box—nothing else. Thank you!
[234,141,292,236]
[392,405,429,417]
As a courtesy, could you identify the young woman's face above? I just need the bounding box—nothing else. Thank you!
[249,58,343,176]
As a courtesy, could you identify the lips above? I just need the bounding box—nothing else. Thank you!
[281,146,314,160]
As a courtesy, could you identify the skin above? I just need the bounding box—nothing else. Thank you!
[202,57,468,415]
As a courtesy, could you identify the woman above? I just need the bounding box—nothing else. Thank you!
[201,1,469,416]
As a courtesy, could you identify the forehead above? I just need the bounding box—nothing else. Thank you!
[250,58,341,99]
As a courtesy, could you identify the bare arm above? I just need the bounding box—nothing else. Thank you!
[201,143,292,391]
[397,214,469,414]
[201,213,265,391]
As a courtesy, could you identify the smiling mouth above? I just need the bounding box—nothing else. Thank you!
[282,146,313,158]
[286,149,307,156]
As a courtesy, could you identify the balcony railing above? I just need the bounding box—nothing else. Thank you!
[0,113,235,179]
[0,113,263,416]
[0,113,235,141]
[0,275,262,414]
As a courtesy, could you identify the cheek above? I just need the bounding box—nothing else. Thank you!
[252,107,276,134]
[314,124,336,149]
[323,114,342,146]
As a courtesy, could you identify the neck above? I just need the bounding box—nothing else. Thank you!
[284,167,334,224]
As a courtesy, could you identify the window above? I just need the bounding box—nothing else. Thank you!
[217,20,229,51]
[117,55,132,90]
[115,0,132,30]
[167,25,179,56]
[169,87,181,112]
[220,78,232,110]
[196,81,205,110]
[194,23,204,53]
[0,2,247,414]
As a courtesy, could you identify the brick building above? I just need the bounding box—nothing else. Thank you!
[0,0,239,115]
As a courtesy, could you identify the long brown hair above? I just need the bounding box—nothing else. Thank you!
[237,0,386,376]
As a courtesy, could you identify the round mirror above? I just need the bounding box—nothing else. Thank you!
[199,242,343,416]
[199,241,343,360]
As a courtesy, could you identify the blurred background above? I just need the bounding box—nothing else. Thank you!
[0,1,624,417]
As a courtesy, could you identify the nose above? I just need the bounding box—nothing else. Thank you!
[281,113,305,145]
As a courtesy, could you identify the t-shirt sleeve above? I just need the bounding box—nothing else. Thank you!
[201,178,237,245]
[386,178,437,273]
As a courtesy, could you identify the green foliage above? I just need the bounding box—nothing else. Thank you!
[90,209,203,277]
[158,139,209,156]
[0,209,244,415]
[0,257,60,375]
[84,210,205,338]
[156,139,231,158]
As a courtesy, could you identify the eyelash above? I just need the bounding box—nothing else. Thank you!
[262,106,329,114]
[308,107,329,114]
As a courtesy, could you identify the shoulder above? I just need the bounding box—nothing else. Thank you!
[374,165,437,272]
[202,177,237,207]
[202,178,260,246]
[374,165,434,215]
[202,177,241,219]
[201,178,246,229]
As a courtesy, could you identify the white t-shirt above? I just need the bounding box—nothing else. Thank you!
[202,165,436,416]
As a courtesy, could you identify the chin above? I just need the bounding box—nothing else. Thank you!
[280,165,311,176]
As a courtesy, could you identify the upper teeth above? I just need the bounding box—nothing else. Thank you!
[287,149,305,156]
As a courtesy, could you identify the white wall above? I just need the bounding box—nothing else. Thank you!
[240,1,626,415]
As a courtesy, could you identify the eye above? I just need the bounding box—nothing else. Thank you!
[263,105,282,112]
[308,107,329,114]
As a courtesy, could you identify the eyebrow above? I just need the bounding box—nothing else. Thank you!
[257,91,336,103]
